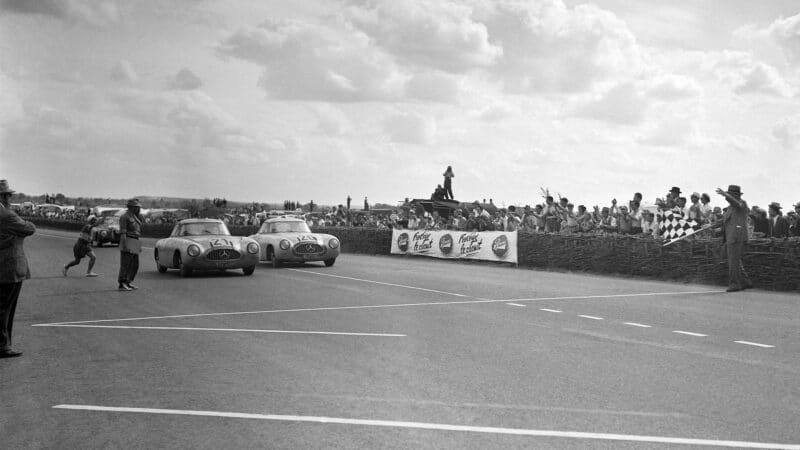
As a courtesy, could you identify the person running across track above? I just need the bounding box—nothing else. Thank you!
[63,217,100,277]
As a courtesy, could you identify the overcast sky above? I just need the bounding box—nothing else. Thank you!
[1,0,798,210]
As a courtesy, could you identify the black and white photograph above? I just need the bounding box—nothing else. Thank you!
[1,0,799,448]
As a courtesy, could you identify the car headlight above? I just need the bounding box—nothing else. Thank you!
[328,238,339,249]
[279,239,291,250]
[247,242,259,254]
[100,230,107,237]
[187,244,201,257]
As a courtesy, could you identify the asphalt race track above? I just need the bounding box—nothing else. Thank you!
[2,228,799,449]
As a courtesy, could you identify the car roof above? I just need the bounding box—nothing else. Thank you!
[178,218,223,224]
[265,216,305,223]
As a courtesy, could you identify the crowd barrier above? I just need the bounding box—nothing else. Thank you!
[27,217,799,292]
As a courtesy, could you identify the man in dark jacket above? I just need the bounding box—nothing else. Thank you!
[716,185,753,292]
[118,198,143,291]
[0,180,36,358]
[767,202,790,238]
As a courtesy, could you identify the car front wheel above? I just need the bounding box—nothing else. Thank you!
[242,266,255,276]
[175,252,192,277]
[324,258,336,267]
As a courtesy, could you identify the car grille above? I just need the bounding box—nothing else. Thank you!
[294,243,324,255]
[206,249,241,261]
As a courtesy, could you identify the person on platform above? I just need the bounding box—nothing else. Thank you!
[0,179,36,358]
[118,198,143,291]
[442,166,455,200]
[62,217,100,277]
[716,185,753,292]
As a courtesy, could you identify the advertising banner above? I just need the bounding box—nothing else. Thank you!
[391,229,517,264]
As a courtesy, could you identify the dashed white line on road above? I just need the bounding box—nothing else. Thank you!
[506,303,526,307]
[33,291,727,327]
[673,331,707,337]
[289,269,469,297]
[735,340,775,348]
[33,324,405,337]
[539,308,562,313]
[578,315,604,320]
[624,322,652,328]
[53,405,800,449]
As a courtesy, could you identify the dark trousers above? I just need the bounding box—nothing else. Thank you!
[726,241,751,289]
[0,282,23,351]
[444,180,453,199]
[118,252,139,285]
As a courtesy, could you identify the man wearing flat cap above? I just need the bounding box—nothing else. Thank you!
[767,202,789,238]
[0,180,36,358]
[715,185,753,292]
[118,198,143,291]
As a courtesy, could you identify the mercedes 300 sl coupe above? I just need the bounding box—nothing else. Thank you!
[154,219,259,276]
[248,216,339,268]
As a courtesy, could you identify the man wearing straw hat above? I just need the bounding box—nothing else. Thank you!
[0,179,36,358]
[715,185,753,292]
[118,198,143,291]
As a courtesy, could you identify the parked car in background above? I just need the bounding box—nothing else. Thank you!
[91,215,121,247]
[154,219,259,277]
[248,216,339,268]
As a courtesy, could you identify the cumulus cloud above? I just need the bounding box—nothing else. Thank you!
[639,115,697,147]
[346,1,502,72]
[113,89,253,153]
[645,74,702,100]
[734,13,800,66]
[110,60,139,84]
[0,0,121,27]
[218,18,407,102]
[383,111,436,145]
[314,104,351,136]
[571,83,648,125]
[711,51,795,97]
[405,71,463,103]
[169,68,203,90]
[474,0,643,93]
[773,115,800,149]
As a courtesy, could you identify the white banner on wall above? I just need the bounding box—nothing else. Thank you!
[391,229,517,264]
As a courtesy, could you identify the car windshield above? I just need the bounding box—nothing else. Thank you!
[261,221,311,233]
[179,222,230,236]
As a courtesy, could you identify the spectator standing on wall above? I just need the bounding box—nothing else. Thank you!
[629,201,643,234]
[716,185,753,292]
[688,192,703,223]
[442,166,454,200]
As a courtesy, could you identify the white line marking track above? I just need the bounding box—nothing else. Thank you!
[33,324,405,337]
[735,340,775,348]
[673,331,708,337]
[32,289,722,327]
[53,405,800,449]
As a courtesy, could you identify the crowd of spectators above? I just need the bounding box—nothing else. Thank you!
[12,187,800,239]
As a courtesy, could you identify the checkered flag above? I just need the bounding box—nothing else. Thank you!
[657,210,704,246]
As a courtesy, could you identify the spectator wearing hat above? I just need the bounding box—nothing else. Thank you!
[118,198,144,291]
[716,185,753,292]
[767,202,789,238]
[0,179,36,358]
[788,211,799,237]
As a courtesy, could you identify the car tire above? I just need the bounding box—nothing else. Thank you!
[242,266,255,276]
[175,252,192,277]
[157,264,168,273]
[324,258,336,267]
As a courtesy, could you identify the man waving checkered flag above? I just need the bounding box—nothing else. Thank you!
[657,210,705,246]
